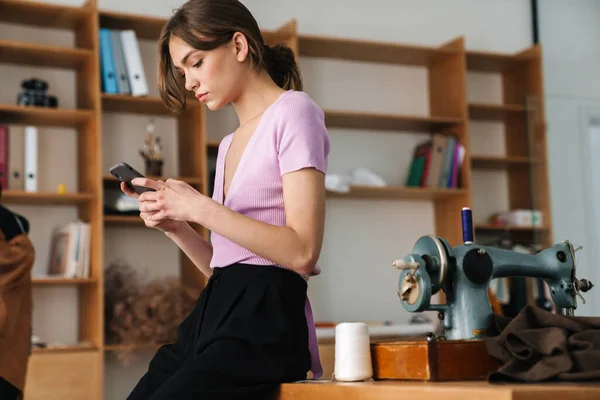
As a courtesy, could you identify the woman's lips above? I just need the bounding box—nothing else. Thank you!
[196,92,208,102]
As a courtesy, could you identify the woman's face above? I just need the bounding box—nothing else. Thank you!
[169,33,250,110]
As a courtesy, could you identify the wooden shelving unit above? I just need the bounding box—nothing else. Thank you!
[475,224,549,232]
[297,33,459,65]
[32,277,98,285]
[465,49,537,72]
[31,343,98,354]
[1,190,94,205]
[0,0,92,29]
[103,215,143,225]
[468,103,525,121]
[104,342,164,352]
[102,174,202,185]
[294,32,472,245]
[466,46,552,247]
[0,1,552,398]
[326,186,467,201]
[0,39,93,68]
[323,110,462,132]
[0,104,93,127]
[98,9,168,40]
[0,1,104,399]
[471,155,538,169]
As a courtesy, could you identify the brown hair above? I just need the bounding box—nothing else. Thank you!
[158,0,302,115]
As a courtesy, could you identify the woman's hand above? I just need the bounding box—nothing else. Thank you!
[119,181,139,199]
[132,177,207,224]
[120,180,182,233]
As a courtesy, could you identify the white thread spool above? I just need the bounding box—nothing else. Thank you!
[333,322,373,382]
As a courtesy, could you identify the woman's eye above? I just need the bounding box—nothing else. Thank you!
[193,59,203,68]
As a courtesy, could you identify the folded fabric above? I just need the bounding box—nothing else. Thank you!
[484,305,600,382]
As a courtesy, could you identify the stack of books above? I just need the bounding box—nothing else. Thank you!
[405,133,465,189]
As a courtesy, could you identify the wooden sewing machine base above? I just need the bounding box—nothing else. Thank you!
[370,337,501,381]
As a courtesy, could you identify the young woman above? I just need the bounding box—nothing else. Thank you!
[120,0,330,398]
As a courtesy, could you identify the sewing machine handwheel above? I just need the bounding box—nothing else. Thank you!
[397,268,432,312]
[412,235,452,291]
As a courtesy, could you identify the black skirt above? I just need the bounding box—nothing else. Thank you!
[127,263,312,400]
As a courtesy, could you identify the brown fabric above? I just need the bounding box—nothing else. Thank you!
[0,231,34,392]
[485,305,600,383]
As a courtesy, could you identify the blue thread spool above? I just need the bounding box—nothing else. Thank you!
[462,207,473,244]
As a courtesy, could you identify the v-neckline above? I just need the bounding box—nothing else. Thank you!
[220,90,290,205]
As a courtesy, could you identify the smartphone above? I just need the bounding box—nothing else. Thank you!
[109,162,156,195]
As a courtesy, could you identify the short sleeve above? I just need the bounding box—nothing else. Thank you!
[276,92,330,176]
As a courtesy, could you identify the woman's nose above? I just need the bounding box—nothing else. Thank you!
[185,76,198,92]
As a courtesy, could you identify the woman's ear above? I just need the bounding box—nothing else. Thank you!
[232,32,249,62]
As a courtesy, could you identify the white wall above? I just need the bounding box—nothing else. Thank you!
[538,0,600,317]
[2,1,535,399]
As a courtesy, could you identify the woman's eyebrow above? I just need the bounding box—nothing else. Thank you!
[180,49,199,66]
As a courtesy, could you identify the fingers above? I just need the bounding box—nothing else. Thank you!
[166,178,184,187]
[120,181,139,198]
[138,200,161,213]
[140,210,166,222]
[131,177,165,191]
[140,211,165,227]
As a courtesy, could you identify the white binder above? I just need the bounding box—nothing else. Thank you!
[120,29,149,97]
[24,126,37,192]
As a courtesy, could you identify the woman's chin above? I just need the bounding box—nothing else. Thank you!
[204,98,225,111]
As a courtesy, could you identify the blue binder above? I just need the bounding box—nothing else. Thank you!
[99,28,119,94]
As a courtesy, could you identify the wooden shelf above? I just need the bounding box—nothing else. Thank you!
[1,190,94,205]
[102,94,169,115]
[324,110,461,132]
[104,215,143,225]
[471,155,537,169]
[102,174,202,185]
[104,342,166,352]
[475,224,548,232]
[466,50,536,72]
[0,39,92,69]
[0,0,92,30]
[469,103,525,121]
[298,34,459,65]
[32,277,96,285]
[99,10,167,40]
[0,104,93,127]
[32,343,97,354]
[326,185,466,200]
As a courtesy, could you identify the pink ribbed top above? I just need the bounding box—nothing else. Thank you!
[209,90,330,378]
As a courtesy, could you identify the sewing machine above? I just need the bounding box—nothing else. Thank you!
[392,207,594,340]
[370,207,595,381]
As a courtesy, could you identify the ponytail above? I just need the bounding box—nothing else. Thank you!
[262,44,303,91]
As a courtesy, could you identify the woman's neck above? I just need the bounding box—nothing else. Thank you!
[232,72,286,127]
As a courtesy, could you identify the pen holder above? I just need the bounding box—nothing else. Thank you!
[145,159,163,176]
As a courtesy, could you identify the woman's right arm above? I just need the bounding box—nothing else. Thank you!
[120,181,214,278]
[165,222,214,278]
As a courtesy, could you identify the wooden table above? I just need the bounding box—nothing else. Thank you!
[276,380,600,400]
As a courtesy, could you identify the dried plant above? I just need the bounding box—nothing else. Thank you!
[104,260,197,365]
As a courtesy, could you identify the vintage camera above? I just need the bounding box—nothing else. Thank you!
[16,78,58,108]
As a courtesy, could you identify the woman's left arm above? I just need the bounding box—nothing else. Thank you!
[202,168,325,274]
[134,168,325,275]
